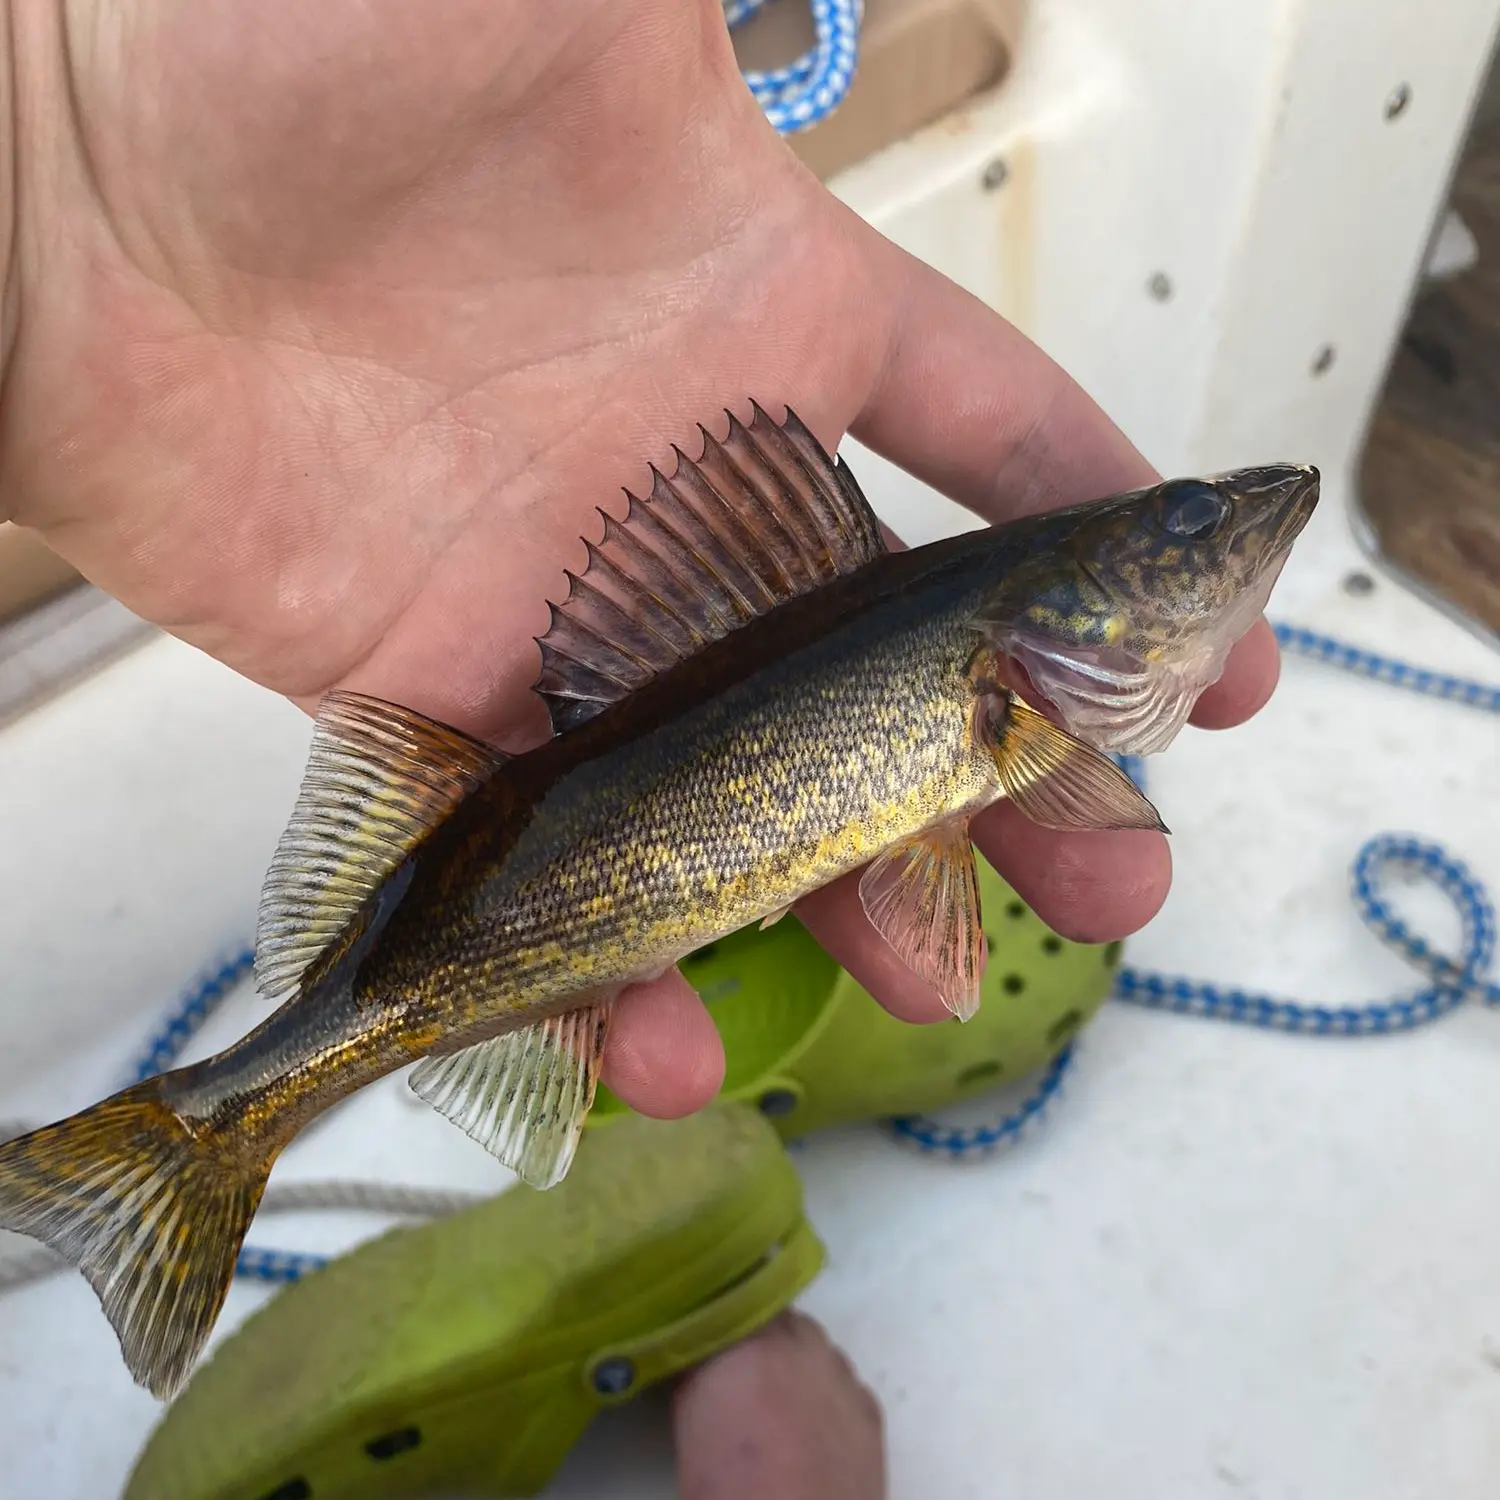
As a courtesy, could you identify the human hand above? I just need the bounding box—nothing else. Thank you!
[0,1,1278,1116]
[673,1310,886,1500]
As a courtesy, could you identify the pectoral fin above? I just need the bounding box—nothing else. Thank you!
[408,1004,611,1189]
[858,820,986,1022]
[989,696,1168,833]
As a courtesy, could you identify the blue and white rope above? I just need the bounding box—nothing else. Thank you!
[886,1042,1075,1159]
[1273,622,1500,711]
[1114,835,1499,1035]
[727,0,862,135]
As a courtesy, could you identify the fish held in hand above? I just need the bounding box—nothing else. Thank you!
[0,403,1317,1400]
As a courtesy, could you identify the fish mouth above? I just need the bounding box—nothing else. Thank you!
[1221,462,1321,557]
[1268,464,1320,551]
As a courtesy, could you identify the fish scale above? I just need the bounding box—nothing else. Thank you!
[412,593,999,1014]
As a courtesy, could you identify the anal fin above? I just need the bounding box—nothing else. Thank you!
[408,1004,612,1189]
[858,820,986,1022]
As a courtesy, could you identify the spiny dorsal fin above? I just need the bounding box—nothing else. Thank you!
[408,1003,612,1189]
[254,691,507,1000]
[534,402,886,733]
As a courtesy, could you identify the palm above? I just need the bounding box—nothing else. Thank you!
[0,0,1278,1115]
[5,2,861,716]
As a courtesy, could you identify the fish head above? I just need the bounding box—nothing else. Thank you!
[973,464,1319,754]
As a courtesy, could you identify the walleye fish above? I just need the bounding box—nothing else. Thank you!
[0,404,1317,1399]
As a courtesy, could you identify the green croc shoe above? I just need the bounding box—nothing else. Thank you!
[124,1101,823,1500]
[589,854,1122,1139]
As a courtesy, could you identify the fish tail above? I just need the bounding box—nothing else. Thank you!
[0,1078,272,1401]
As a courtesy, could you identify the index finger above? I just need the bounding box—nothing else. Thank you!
[845,227,1280,729]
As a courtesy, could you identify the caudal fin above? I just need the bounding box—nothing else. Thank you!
[0,1080,271,1400]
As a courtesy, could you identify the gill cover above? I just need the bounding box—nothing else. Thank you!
[977,469,1317,755]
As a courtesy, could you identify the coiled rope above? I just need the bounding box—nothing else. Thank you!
[729,0,863,134]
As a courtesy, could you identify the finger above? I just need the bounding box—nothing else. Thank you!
[1189,615,1281,729]
[771,1309,824,1350]
[796,802,1169,1024]
[600,968,725,1117]
[969,801,1172,944]
[847,237,1275,724]
[795,875,954,1026]
[850,232,1158,522]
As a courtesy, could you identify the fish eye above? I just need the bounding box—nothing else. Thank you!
[1157,481,1230,539]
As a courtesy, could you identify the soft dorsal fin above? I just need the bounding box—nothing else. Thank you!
[534,402,886,733]
[254,692,507,1000]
